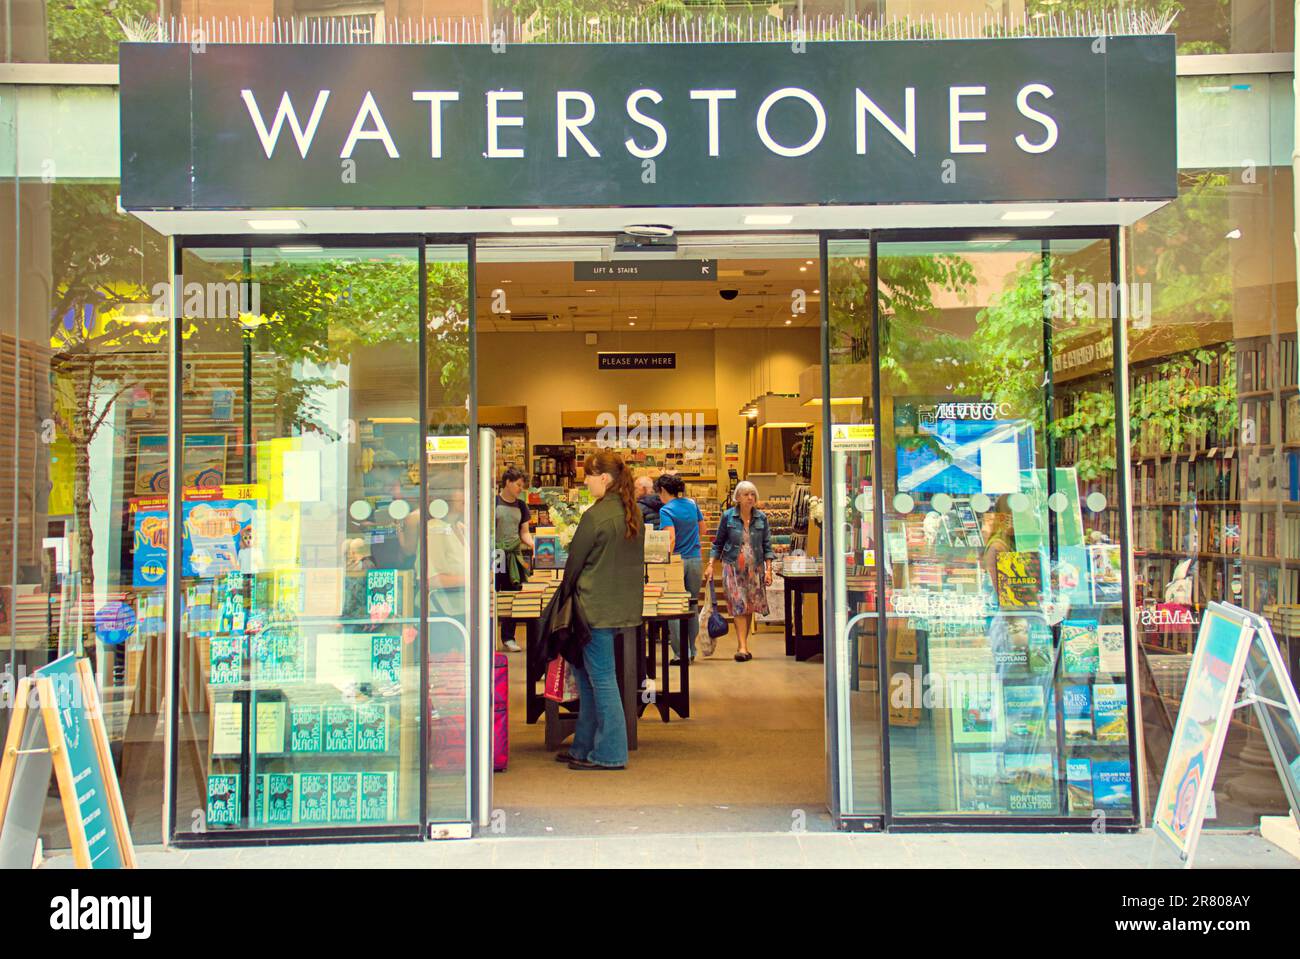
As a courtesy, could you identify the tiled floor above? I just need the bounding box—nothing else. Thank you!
[39,830,1298,869]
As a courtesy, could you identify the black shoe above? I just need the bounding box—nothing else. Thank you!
[670,658,683,667]
[568,758,625,771]
[555,751,576,763]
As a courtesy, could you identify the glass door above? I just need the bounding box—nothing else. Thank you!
[873,233,1135,825]
[824,238,885,821]
[169,238,472,840]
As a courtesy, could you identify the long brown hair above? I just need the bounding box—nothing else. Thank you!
[586,450,642,540]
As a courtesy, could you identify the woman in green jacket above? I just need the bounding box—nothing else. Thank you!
[558,450,645,770]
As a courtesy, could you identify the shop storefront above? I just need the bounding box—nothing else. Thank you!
[114,31,1177,841]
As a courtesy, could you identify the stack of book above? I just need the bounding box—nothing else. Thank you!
[646,556,686,591]
[655,590,692,617]
[642,583,664,617]
[507,590,544,619]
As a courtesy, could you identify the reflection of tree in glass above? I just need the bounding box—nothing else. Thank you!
[45,0,158,63]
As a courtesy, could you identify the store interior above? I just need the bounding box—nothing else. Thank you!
[474,236,836,830]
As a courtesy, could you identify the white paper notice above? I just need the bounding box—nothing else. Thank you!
[282,449,322,503]
[314,633,373,686]
[981,441,1021,495]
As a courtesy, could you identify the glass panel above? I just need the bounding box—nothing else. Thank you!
[175,244,426,833]
[825,239,884,816]
[424,244,472,823]
[877,236,1133,820]
[7,176,170,846]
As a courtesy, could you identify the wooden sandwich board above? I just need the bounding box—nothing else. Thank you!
[0,654,136,868]
[1154,601,1300,868]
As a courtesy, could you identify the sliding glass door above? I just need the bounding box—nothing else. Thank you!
[826,231,1136,827]
[169,238,471,840]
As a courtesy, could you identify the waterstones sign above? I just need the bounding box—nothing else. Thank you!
[119,37,1176,210]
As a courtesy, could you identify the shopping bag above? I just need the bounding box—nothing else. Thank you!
[706,579,729,639]
[493,653,509,771]
[544,656,579,702]
[697,605,717,657]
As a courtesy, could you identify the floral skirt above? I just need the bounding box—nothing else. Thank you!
[723,559,769,617]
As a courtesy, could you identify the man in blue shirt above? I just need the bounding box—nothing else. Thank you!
[656,474,707,663]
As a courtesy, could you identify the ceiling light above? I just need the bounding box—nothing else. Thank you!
[785,319,793,325]
[805,260,814,265]
[744,214,793,226]
[628,321,636,326]
[247,219,303,231]
[999,210,1055,221]
[1225,228,1242,239]
[511,215,560,226]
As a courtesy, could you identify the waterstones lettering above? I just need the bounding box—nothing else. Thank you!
[237,82,1062,163]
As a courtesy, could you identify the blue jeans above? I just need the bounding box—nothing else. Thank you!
[670,555,703,658]
[569,627,628,767]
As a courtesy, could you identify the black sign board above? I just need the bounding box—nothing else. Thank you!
[599,353,677,370]
[119,37,1176,210]
[575,260,717,281]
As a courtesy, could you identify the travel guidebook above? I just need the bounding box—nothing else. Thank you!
[1089,543,1124,605]
[1002,684,1047,745]
[1092,683,1130,743]
[1063,683,1094,741]
[1097,623,1127,674]
[1067,757,1094,813]
[949,683,1004,745]
[1092,760,1133,811]
[1005,754,1057,812]
[1061,619,1100,674]
[995,550,1044,609]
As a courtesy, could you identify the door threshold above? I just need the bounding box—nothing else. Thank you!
[478,803,836,839]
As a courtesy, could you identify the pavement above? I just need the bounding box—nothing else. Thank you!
[38,829,1299,869]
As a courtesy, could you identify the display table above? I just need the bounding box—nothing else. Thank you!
[544,627,640,752]
[782,572,824,661]
[639,613,693,721]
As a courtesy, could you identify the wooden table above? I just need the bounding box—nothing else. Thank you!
[511,616,548,724]
[782,572,825,661]
[544,628,641,752]
[639,613,693,721]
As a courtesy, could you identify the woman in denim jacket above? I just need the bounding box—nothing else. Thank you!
[703,480,773,661]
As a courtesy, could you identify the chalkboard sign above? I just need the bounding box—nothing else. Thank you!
[0,655,136,868]
[1154,602,1300,867]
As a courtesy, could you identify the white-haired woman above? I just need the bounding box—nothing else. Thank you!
[703,480,773,661]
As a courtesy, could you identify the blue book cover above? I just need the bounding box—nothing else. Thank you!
[208,637,243,686]
[1004,753,1057,813]
[1092,760,1133,811]
[297,772,330,823]
[1027,617,1054,675]
[1063,683,1093,741]
[266,773,295,825]
[955,752,1005,812]
[1067,758,1093,814]
[289,704,322,753]
[360,772,392,823]
[330,772,360,822]
[371,635,402,685]
[323,704,357,753]
[1093,683,1129,743]
[1002,684,1046,744]
[206,774,240,826]
[356,702,389,753]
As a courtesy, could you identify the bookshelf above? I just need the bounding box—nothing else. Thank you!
[1127,333,1300,665]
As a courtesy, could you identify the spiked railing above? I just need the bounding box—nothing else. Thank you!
[128,8,1176,46]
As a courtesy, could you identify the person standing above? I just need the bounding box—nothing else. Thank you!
[559,451,644,770]
[656,473,706,664]
[495,467,533,653]
[703,480,773,661]
[635,474,663,529]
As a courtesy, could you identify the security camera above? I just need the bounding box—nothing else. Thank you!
[719,289,739,301]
